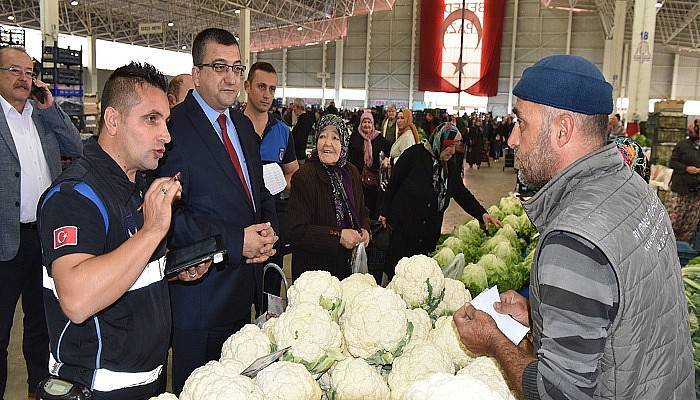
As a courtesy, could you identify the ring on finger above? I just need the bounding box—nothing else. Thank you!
[188,271,196,278]
[160,187,168,195]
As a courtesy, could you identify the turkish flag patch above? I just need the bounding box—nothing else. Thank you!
[53,226,78,249]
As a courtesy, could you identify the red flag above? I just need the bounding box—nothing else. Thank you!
[419,0,506,97]
[53,226,78,249]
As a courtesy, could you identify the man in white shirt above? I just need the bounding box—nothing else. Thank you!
[0,46,82,399]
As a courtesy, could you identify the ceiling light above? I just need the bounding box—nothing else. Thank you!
[167,21,174,27]
[235,9,241,14]
[7,15,15,21]
[297,26,303,31]
[655,1,663,8]
[70,0,79,5]
[181,45,187,50]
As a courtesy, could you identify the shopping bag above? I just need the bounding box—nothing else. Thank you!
[442,253,465,280]
[350,243,369,274]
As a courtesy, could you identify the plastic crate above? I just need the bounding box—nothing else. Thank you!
[51,87,84,97]
[651,143,675,164]
[58,101,83,116]
[56,68,81,85]
[655,128,686,143]
[657,115,687,130]
[677,241,698,266]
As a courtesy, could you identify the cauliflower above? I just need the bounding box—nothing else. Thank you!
[220,324,272,366]
[149,394,178,400]
[457,357,515,399]
[404,372,507,400]
[387,255,445,313]
[273,302,344,374]
[340,286,412,365]
[405,308,432,342]
[288,270,343,318]
[328,358,390,400]
[255,361,322,400]
[387,340,454,400]
[428,316,474,370]
[261,317,277,344]
[220,359,247,374]
[431,278,472,318]
[340,273,378,305]
[180,360,267,400]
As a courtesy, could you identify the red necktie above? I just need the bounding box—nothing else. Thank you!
[217,114,252,204]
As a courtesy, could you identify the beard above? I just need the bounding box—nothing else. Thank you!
[515,125,559,188]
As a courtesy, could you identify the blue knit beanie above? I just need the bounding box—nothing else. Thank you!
[513,55,613,115]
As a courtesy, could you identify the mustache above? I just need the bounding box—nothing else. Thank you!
[14,83,30,90]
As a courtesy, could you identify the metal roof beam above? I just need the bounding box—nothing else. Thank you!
[665,2,700,44]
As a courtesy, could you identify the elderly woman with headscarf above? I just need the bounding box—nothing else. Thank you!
[288,115,371,280]
[349,111,391,219]
[379,123,501,279]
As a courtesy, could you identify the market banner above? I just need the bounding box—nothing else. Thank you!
[418,0,506,96]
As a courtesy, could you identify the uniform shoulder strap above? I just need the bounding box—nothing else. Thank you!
[41,180,110,235]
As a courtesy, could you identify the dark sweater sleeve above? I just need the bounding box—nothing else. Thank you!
[288,169,341,256]
[524,231,619,400]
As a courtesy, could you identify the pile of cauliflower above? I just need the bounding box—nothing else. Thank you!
[153,256,516,400]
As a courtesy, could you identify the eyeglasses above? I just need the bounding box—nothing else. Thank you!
[196,63,246,76]
[0,66,36,79]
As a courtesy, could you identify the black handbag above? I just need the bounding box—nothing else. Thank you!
[361,166,380,188]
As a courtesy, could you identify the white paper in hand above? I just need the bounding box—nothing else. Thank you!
[470,286,529,345]
[262,163,287,195]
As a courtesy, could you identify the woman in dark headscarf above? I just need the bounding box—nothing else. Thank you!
[379,123,501,279]
[288,114,371,280]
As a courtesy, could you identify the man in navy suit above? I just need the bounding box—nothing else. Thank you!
[157,28,278,394]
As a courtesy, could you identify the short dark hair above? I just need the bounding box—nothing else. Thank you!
[192,28,238,65]
[99,62,167,131]
[247,61,276,81]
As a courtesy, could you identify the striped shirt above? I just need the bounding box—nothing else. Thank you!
[523,231,619,400]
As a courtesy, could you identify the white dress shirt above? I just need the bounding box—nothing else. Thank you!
[0,95,53,223]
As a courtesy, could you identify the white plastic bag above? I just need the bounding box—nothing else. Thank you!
[442,253,465,280]
[350,243,369,274]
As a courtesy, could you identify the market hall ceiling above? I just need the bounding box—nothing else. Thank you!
[1,0,699,55]
[0,0,396,52]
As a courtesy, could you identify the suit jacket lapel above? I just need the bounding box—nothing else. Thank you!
[32,107,59,178]
[184,94,253,211]
[0,106,19,163]
[230,110,258,209]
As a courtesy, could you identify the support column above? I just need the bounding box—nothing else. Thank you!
[507,0,520,114]
[611,0,627,109]
[282,48,288,105]
[565,8,573,54]
[85,35,98,95]
[364,12,373,109]
[40,0,59,47]
[408,0,418,109]
[627,0,657,121]
[671,53,680,100]
[321,42,327,107]
[621,43,630,99]
[238,8,251,102]
[334,39,344,107]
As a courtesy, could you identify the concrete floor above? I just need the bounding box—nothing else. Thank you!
[5,160,517,399]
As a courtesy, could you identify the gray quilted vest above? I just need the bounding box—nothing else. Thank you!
[523,144,694,399]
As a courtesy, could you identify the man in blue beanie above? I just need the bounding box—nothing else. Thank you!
[454,55,694,399]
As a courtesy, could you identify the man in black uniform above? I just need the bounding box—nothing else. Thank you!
[37,62,207,399]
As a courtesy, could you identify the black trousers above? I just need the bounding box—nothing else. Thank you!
[171,318,248,395]
[0,224,49,398]
[91,374,164,400]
